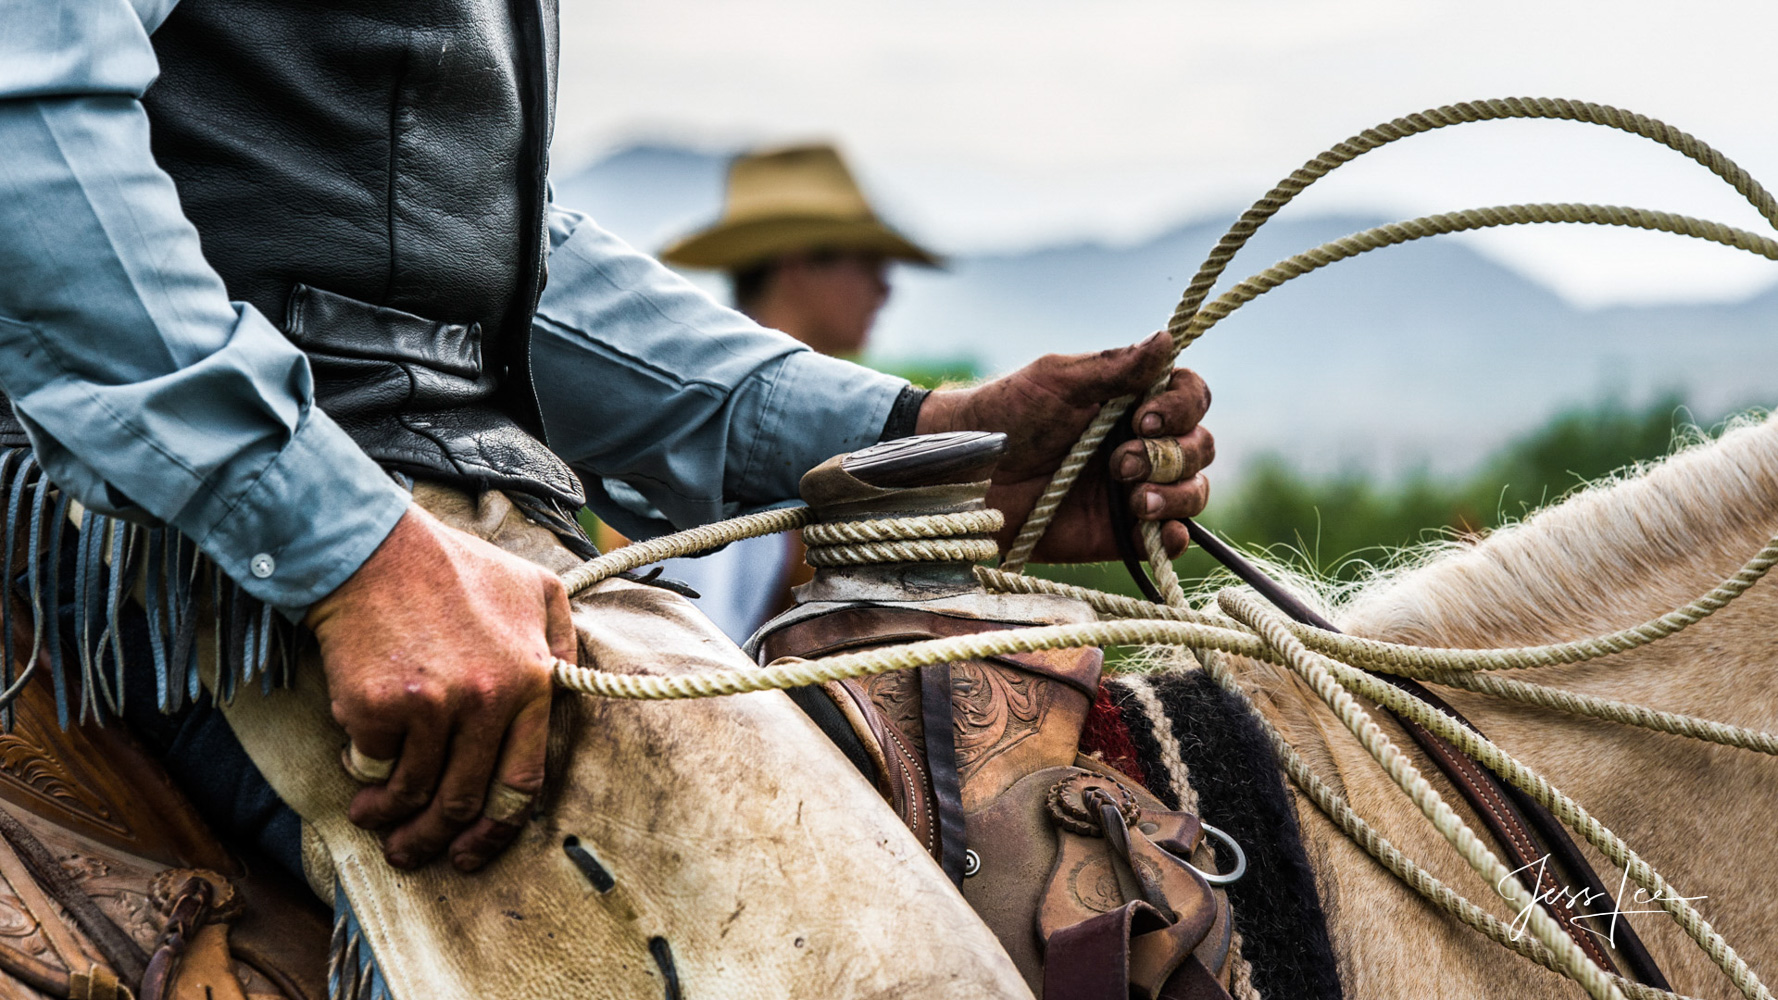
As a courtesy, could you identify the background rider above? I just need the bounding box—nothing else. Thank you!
[618,142,944,641]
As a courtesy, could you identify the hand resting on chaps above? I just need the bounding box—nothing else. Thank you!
[216,481,1030,1000]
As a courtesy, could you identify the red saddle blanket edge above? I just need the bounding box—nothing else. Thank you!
[1078,684,1149,793]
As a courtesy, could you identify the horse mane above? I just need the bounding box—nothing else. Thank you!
[1320,411,1778,649]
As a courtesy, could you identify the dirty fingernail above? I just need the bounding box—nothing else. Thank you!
[1140,413,1163,435]
[1117,454,1143,480]
[387,852,413,869]
[453,853,484,872]
[1143,491,1163,517]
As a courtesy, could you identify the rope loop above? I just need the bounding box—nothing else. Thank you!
[1002,96,1778,572]
[561,506,813,599]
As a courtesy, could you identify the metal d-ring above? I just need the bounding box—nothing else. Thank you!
[1186,821,1247,886]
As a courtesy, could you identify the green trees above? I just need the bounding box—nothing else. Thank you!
[1040,394,1757,596]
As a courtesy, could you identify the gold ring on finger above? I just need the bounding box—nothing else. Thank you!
[483,781,536,826]
[341,743,398,785]
[1142,437,1190,485]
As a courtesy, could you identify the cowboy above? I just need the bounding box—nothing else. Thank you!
[0,0,1213,943]
[641,142,944,640]
[662,142,941,358]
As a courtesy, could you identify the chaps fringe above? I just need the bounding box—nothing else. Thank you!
[327,886,393,1000]
[0,446,299,729]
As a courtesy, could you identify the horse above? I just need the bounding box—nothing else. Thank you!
[1108,411,1778,999]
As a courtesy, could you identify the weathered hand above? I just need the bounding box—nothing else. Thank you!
[915,332,1213,562]
[304,506,576,872]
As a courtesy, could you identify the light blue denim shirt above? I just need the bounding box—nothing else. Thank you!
[0,0,905,615]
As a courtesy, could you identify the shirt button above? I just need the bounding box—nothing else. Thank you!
[250,554,276,579]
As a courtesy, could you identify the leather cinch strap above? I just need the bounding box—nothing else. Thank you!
[919,661,969,886]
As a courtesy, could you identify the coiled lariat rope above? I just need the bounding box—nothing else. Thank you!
[553,98,1778,999]
[801,509,1003,567]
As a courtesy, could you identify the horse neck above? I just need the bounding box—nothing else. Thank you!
[1248,413,1778,995]
[1339,413,1778,649]
[1231,411,1778,810]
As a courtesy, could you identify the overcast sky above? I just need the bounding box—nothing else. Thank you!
[556,1,1778,308]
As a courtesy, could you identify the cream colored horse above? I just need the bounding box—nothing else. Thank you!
[1193,412,1778,999]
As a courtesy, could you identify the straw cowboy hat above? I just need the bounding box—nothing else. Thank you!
[660,143,942,270]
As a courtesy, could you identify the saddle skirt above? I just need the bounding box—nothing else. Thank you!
[757,595,1237,1000]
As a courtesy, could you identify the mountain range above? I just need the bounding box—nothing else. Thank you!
[552,145,1778,478]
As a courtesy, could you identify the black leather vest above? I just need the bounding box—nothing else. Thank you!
[137,0,581,506]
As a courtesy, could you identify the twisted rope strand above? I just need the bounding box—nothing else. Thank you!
[974,565,1225,627]
[805,537,1000,567]
[801,509,1002,546]
[1180,204,1778,350]
[561,507,813,598]
[1167,98,1778,354]
[1282,532,1778,676]
[551,618,1274,700]
[1428,670,1778,756]
[1000,394,1132,571]
[1141,519,1191,606]
[560,508,1001,595]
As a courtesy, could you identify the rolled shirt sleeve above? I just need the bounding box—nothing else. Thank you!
[0,0,410,614]
[532,205,908,538]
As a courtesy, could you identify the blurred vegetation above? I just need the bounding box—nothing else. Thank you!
[1036,393,1756,599]
[863,356,983,389]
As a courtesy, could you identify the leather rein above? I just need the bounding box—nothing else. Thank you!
[1105,429,1672,991]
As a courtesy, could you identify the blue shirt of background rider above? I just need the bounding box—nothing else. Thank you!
[0,0,908,619]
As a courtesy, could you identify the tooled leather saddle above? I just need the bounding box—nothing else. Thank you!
[751,433,1240,1000]
[0,535,329,1000]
